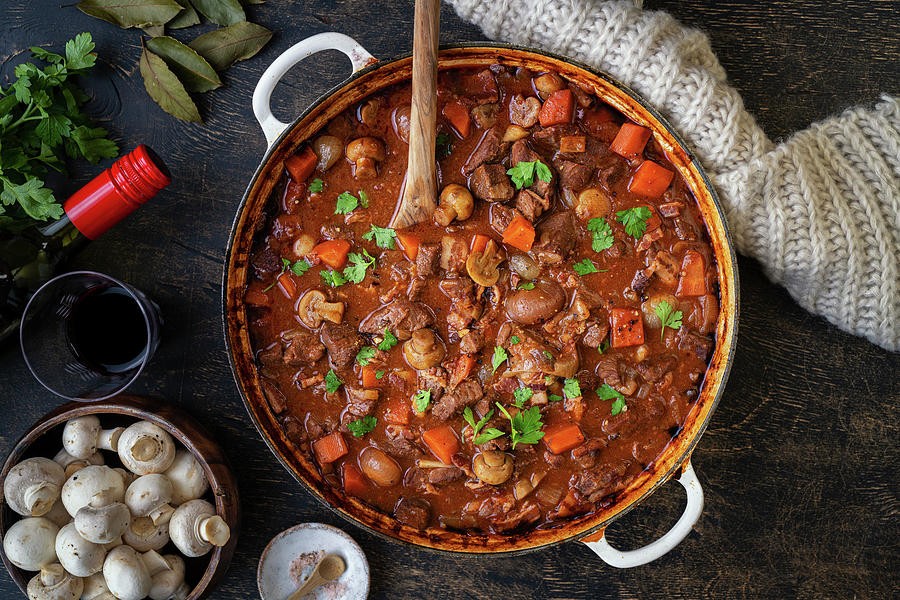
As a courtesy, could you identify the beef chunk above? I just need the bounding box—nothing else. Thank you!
[532,212,577,265]
[532,124,579,148]
[262,379,286,414]
[515,189,550,222]
[595,356,621,387]
[509,94,541,128]
[447,297,483,331]
[282,333,326,366]
[469,164,514,202]
[658,202,684,218]
[440,236,468,273]
[509,140,554,199]
[416,243,441,278]
[439,277,473,300]
[636,355,677,384]
[252,247,281,277]
[650,251,680,285]
[555,159,592,190]
[631,268,653,295]
[472,68,499,104]
[678,331,713,361]
[345,386,378,417]
[491,501,541,532]
[463,128,507,175]
[320,323,362,368]
[432,380,483,420]
[459,330,485,354]
[385,424,423,458]
[489,203,516,234]
[674,217,697,241]
[359,299,434,340]
[394,496,431,530]
[582,321,610,349]
[417,367,447,404]
[471,103,499,129]
[428,467,463,485]
[320,223,353,240]
[574,462,628,500]
[544,451,564,468]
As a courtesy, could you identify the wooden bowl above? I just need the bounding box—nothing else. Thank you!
[0,395,240,599]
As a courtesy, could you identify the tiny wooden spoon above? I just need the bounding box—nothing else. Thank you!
[392,0,441,229]
[285,554,346,600]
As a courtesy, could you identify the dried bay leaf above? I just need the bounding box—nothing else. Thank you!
[191,0,245,26]
[142,24,165,37]
[168,0,201,29]
[188,21,272,71]
[147,36,222,92]
[77,0,182,28]
[139,45,202,122]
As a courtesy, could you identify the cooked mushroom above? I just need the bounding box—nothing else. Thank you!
[391,105,412,143]
[117,422,175,476]
[4,457,65,517]
[2,517,58,571]
[533,72,565,99]
[434,184,474,227]
[345,137,385,179]
[358,98,382,124]
[473,451,514,485]
[297,289,345,328]
[53,449,104,479]
[74,501,131,545]
[149,554,189,600]
[125,474,175,526]
[465,239,504,287]
[359,446,402,487]
[81,572,115,600]
[575,188,611,221]
[60,465,125,518]
[402,329,446,370]
[502,124,530,142]
[508,253,540,281]
[504,280,566,324]
[122,517,170,553]
[26,563,83,600]
[292,233,316,258]
[168,499,230,558]
[163,449,209,505]
[62,416,124,460]
[471,103,499,129]
[311,135,343,171]
[102,546,151,600]
[56,522,106,577]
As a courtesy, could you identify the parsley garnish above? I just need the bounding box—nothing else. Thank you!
[542,350,554,361]
[496,403,545,449]
[507,160,552,190]
[517,282,535,290]
[358,190,369,208]
[320,269,347,288]
[475,427,506,445]
[573,258,608,275]
[375,370,386,380]
[335,191,359,214]
[548,393,563,402]
[343,249,376,283]
[436,133,452,158]
[616,206,653,238]
[355,346,376,366]
[413,390,431,413]
[563,377,581,398]
[654,300,683,339]
[362,224,397,249]
[513,387,533,408]
[587,218,614,252]
[491,346,508,374]
[348,415,377,437]
[597,339,610,354]
[264,257,310,291]
[324,369,342,393]
[309,178,324,193]
[597,384,626,415]
[464,406,499,444]
[377,327,398,351]
[544,375,553,384]
[510,335,521,345]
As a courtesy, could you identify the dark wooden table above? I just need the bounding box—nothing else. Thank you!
[2,1,898,598]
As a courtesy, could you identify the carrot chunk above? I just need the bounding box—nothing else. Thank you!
[396,231,420,261]
[312,432,348,464]
[470,233,491,255]
[442,102,471,138]
[628,160,675,198]
[361,365,381,388]
[284,147,317,183]
[383,395,410,426]
[276,272,297,299]
[312,239,351,270]
[543,422,585,454]
[422,425,459,465]
[676,250,707,296]
[539,89,575,126]
[502,214,536,252]
[609,307,645,348]
[610,123,652,158]
[342,462,368,497]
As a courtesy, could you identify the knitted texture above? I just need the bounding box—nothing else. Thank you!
[448,0,900,351]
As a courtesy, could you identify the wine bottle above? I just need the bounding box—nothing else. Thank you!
[0,145,170,342]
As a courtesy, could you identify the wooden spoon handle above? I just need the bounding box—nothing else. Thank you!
[286,572,327,600]
[394,0,440,229]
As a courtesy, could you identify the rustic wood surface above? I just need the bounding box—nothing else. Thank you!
[1,1,898,598]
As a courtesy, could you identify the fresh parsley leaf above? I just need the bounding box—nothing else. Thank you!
[309,178,324,193]
[610,397,627,415]
[654,300,683,339]
[335,191,359,214]
[436,133,452,158]
[362,224,397,249]
[264,257,309,291]
[413,390,431,413]
[513,387,533,408]
[475,428,506,445]
[506,160,552,190]
[291,259,311,276]
[343,249,375,284]
[616,206,653,238]
[542,350,554,361]
[491,346,508,374]
[320,269,347,288]
[510,335,521,345]
[375,370,386,380]
[548,394,563,402]
[596,384,622,401]
[355,346,376,366]
[587,218,614,252]
[517,282,535,290]
[324,369,342,393]
[358,190,369,208]
[464,407,495,442]
[377,327,398,351]
[497,403,545,449]
[573,258,607,275]
[348,415,377,437]
[544,375,554,384]
[563,377,581,398]
[597,339,609,354]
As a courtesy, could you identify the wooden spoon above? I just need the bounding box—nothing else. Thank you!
[285,553,346,600]
[392,0,441,229]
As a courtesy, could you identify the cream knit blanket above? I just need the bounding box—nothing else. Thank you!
[448,0,900,351]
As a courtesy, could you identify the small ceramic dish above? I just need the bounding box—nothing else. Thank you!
[258,523,370,600]
[0,395,240,600]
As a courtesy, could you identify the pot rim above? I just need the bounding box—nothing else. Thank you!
[223,40,739,555]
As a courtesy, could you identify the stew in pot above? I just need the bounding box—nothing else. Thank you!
[244,65,719,534]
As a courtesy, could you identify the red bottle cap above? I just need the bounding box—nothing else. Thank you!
[63,145,171,240]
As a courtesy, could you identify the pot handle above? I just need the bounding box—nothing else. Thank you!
[580,460,703,568]
[252,32,376,148]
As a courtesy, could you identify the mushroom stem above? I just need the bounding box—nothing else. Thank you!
[98,429,124,453]
[23,482,60,517]
[198,515,231,547]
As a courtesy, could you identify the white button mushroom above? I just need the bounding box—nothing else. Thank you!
[124,474,175,525]
[62,417,124,460]
[52,449,104,479]
[168,499,230,558]
[26,563,83,600]
[149,554,189,600]
[55,522,106,577]
[112,467,137,489]
[102,545,151,600]
[60,465,125,518]
[163,450,209,505]
[41,498,73,529]
[74,501,131,545]
[2,517,59,571]
[81,572,116,600]
[117,422,175,476]
[122,517,170,552]
[4,457,66,517]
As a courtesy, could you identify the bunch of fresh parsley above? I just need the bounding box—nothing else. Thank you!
[0,33,119,231]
